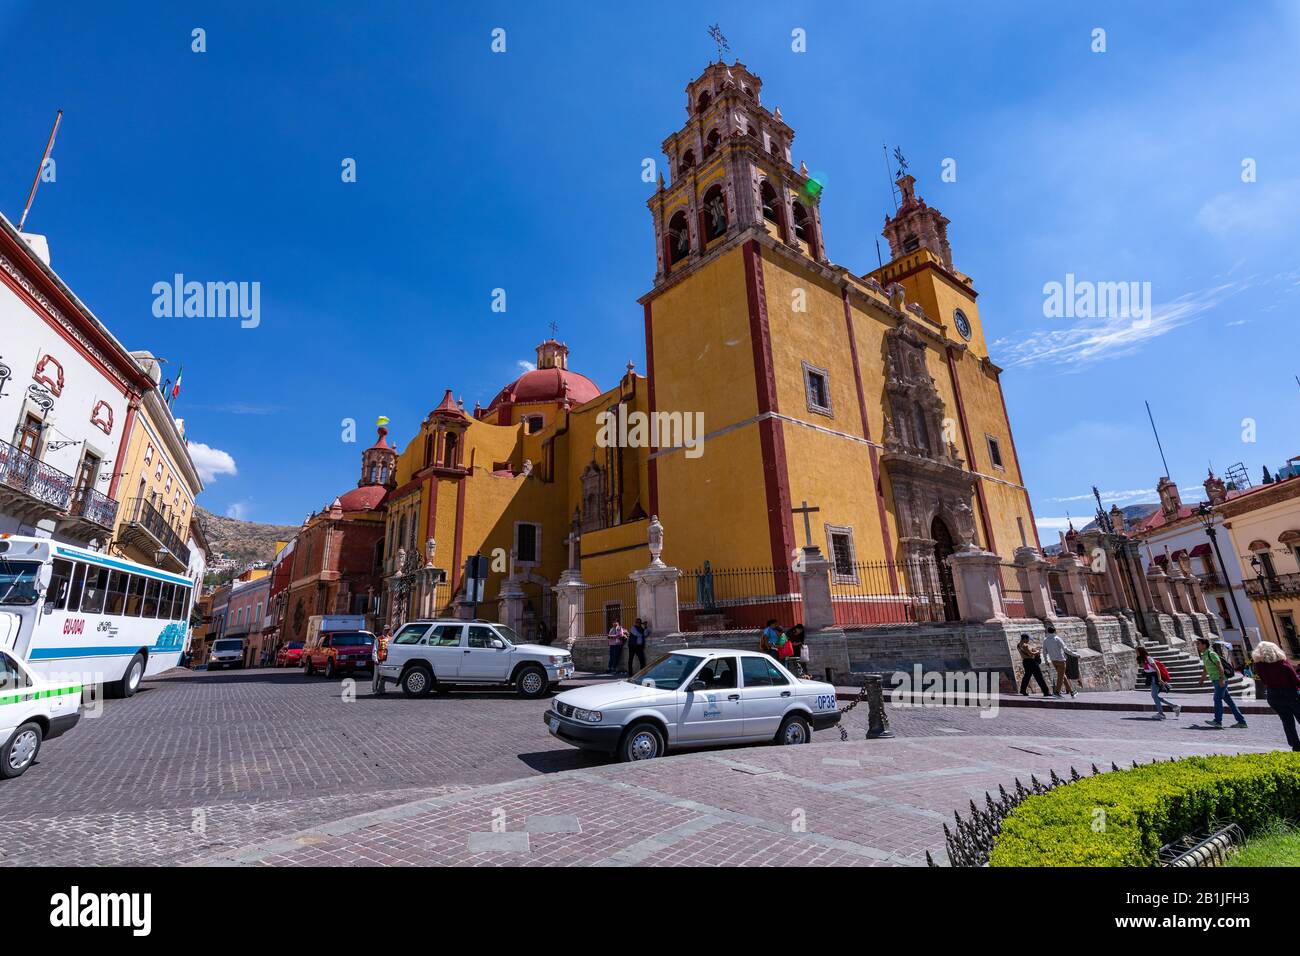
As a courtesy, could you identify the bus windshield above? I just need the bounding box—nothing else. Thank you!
[0,559,41,606]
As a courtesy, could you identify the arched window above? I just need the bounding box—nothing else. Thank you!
[443,432,459,469]
[703,128,721,159]
[791,202,810,243]
[678,149,695,175]
[696,91,711,113]
[759,180,784,238]
[667,210,691,265]
[702,185,727,242]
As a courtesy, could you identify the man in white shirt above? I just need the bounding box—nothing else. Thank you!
[1041,624,1076,698]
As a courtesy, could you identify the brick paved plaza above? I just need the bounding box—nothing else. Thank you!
[2,668,1289,867]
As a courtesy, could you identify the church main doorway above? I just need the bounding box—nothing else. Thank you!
[931,516,960,622]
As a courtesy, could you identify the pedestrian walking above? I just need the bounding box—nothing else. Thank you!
[607,620,628,674]
[1196,637,1248,729]
[1135,646,1180,719]
[628,618,650,674]
[1017,634,1052,697]
[1250,640,1300,751]
[1041,624,1077,698]
[372,626,392,695]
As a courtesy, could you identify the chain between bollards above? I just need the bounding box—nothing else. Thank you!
[838,673,892,741]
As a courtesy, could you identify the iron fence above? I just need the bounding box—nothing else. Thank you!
[829,559,956,625]
[1046,569,1072,616]
[0,437,73,510]
[998,562,1030,618]
[677,564,801,631]
[1084,571,1115,610]
[581,578,638,637]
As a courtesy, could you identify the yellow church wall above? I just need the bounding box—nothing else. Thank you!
[649,245,760,432]
[578,518,652,584]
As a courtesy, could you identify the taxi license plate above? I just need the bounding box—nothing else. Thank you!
[548,717,560,734]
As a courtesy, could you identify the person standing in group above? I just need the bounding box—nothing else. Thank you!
[787,623,807,677]
[607,620,629,675]
[1040,625,1077,698]
[1197,636,1248,729]
[1017,634,1051,698]
[1250,641,1300,751]
[1135,646,1180,719]
[761,619,783,660]
[628,618,650,674]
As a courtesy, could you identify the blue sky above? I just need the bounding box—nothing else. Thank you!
[1,1,1296,539]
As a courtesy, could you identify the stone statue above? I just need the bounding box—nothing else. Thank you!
[395,547,407,573]
[425,538,437,567]
[521,458,533,477]
[696,560,716,610]
[648,514,665,567]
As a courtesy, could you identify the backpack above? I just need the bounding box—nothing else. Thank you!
[1220,654,1236,679]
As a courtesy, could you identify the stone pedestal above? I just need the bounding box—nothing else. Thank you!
[499,576,526,632]
[947,547,1007,623]
[794,546,835,631]
[1146,566,1174,615]
[631,564,681,636]
[1054,552,1095,620]
[1013,546,1056,620]
[554,570,587,649]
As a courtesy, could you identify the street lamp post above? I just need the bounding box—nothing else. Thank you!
[1249,554,1283,649]
[1195,504,1253,655]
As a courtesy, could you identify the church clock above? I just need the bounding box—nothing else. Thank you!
[953,308,972,341]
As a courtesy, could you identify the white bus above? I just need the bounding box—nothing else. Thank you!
[0,534,193,698]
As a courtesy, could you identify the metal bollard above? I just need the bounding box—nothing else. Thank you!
[864,674,893,739]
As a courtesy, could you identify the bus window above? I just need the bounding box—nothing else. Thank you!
[66,563,86,611]
[125,575,146,616]
[104,571,128,615]
[171,585,189,621]
[48,558,73,610]
[142,579,162,617]
[80,567,110,614]
[159,583,176,620]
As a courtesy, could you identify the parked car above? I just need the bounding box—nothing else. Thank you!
[375,620,574,699]
[303,631,375,678]
[275,642,305,667]
[207,638,246,670]
[545,648,841,762]
[1,650,81,780]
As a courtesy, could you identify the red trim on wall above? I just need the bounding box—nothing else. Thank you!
[450,477,467,595]
[944,346,997,553]
[108,401,138,500]
[643,300,659,517]
[842,289,899,593]
[994,372,1041,550]
[743,241,797,589]
[424,474,438,544]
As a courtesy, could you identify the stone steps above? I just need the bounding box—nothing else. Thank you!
[1133,640,1252,697]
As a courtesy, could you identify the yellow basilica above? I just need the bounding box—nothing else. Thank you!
[379,60,1038,641]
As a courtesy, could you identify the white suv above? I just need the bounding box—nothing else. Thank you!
[376,620,574,699]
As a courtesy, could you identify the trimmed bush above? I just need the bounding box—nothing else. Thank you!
[989,752,1300,867]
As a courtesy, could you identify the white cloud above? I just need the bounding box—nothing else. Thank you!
[187,441,238,482]
[1196,179,1300,240]
[225,500,251,521]
[1035,516,1076,534]
[1046,488,1155,504]
[517,360,536,372]
[996,281,1250,370]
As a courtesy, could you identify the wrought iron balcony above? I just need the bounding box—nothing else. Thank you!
[0,436,74,524]
[1246,572,1300,598]
[63,484,120,537]
[119,496,191,571]
[1196,570,1224,590]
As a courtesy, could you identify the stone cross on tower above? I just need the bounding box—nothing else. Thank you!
[792,500,820,551]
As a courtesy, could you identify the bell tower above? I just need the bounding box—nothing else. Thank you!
[646,61,828,285]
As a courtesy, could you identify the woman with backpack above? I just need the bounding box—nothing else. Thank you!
[1135,646,1180,719]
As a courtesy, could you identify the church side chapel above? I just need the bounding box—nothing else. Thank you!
[379,58,1040,646]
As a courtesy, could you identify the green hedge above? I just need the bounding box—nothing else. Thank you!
[989,752,1300,867]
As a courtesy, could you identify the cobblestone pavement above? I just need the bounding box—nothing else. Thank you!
[4,667,1290,866]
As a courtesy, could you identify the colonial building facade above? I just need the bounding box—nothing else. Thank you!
[377,61,1039,640]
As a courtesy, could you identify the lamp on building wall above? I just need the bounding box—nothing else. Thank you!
[1195,503,1253,654]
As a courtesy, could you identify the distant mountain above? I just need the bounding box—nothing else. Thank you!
[195,507,298,569]
[1081,503,1160,532]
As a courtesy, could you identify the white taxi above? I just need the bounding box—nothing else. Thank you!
[545,648,840,761]
[1,649,82,779]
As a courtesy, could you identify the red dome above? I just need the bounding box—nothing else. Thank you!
[488,366,600,411]
[336,485,387,513]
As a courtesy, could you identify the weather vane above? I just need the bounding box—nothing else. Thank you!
[707,24,730,61]
[893,146,909,179]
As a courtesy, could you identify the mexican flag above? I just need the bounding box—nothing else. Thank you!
[170,366,183,403]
